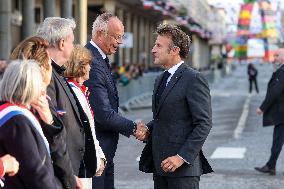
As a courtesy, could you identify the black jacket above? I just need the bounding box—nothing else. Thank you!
[260,64,284,126]
[47,62,96,182]
[0,103,61,189]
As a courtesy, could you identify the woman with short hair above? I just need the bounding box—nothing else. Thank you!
[0,60,60,189]
[64,45,106,179]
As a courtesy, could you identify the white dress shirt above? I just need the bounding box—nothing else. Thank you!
[90,40,107,59]
[166,61,184,85]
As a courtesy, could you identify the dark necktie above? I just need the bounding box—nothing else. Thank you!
[156,71,171,106]
[104,57,110,70]
[104,57,117,92]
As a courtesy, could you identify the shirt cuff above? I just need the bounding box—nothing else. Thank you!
[177,154,190,165]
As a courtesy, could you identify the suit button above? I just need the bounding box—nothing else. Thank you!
[79,148,84,154]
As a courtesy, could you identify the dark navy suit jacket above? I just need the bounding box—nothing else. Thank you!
[85,42,134,162]
[140,64,213,177]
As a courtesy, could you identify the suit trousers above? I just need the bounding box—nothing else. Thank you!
[153,174,200,189]
[266,124,284,169]
[92,161,114,189]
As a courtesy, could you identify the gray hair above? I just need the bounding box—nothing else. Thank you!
[36,17,76,47]
[0,60,43,106]
[92,12,115,37]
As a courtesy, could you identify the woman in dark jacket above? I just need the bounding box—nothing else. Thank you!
[0,60,61,189]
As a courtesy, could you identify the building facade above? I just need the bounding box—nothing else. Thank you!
[0,0,171,68]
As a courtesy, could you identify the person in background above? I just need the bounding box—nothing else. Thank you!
[247,63,259,93]
[64,45,106,186]
[0,60,61,189]
[255,48,284,175]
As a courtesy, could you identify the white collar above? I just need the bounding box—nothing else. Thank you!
[90,40,107,59]
[167,61,184,76]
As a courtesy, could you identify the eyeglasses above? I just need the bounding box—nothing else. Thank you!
[106,33,124,42]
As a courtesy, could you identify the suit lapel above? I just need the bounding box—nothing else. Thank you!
[52,69,83,125]
[86,42,117,93]
[155,64,187,117]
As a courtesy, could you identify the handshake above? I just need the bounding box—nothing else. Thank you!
[134,121,150,141]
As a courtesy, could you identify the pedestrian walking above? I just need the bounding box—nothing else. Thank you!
[255,48,284,175]
[247,63,259,93]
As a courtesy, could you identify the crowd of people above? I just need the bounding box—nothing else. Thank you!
[111,62,145,86]
[0,13,213,189]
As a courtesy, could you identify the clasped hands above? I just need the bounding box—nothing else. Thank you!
[134,122,149,141]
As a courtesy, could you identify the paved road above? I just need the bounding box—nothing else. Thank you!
[113,63,284,189]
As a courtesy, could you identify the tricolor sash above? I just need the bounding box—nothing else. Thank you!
[0,102,50,155]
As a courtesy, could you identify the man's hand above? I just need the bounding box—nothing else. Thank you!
[75,176,83,189]
[161,155,184,173]
[135,122,149,141]
[1,154,19,176]
[95,159,106,176]
[256,107,263,115]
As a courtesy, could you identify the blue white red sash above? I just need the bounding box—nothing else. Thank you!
[68,80,94,119]
[0,102,50,155]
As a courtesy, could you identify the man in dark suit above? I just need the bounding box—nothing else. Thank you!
[37,17,97,188]
[255,48,284,175]
[85,13,146,189]
[139,24,213,189]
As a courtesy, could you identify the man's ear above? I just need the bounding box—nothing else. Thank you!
[58,39,65,51]
[171,46,180,56]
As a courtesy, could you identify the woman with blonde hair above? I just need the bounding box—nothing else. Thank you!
[65,45,106,180]
[10,36,52,88]
[0,60,60,189]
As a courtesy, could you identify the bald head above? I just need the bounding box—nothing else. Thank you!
[91,13,124,55]
[273,48,284,64]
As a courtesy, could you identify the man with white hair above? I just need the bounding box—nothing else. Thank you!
[255,48,284,175]
[85,13,148,189]
[37,17,97,189]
